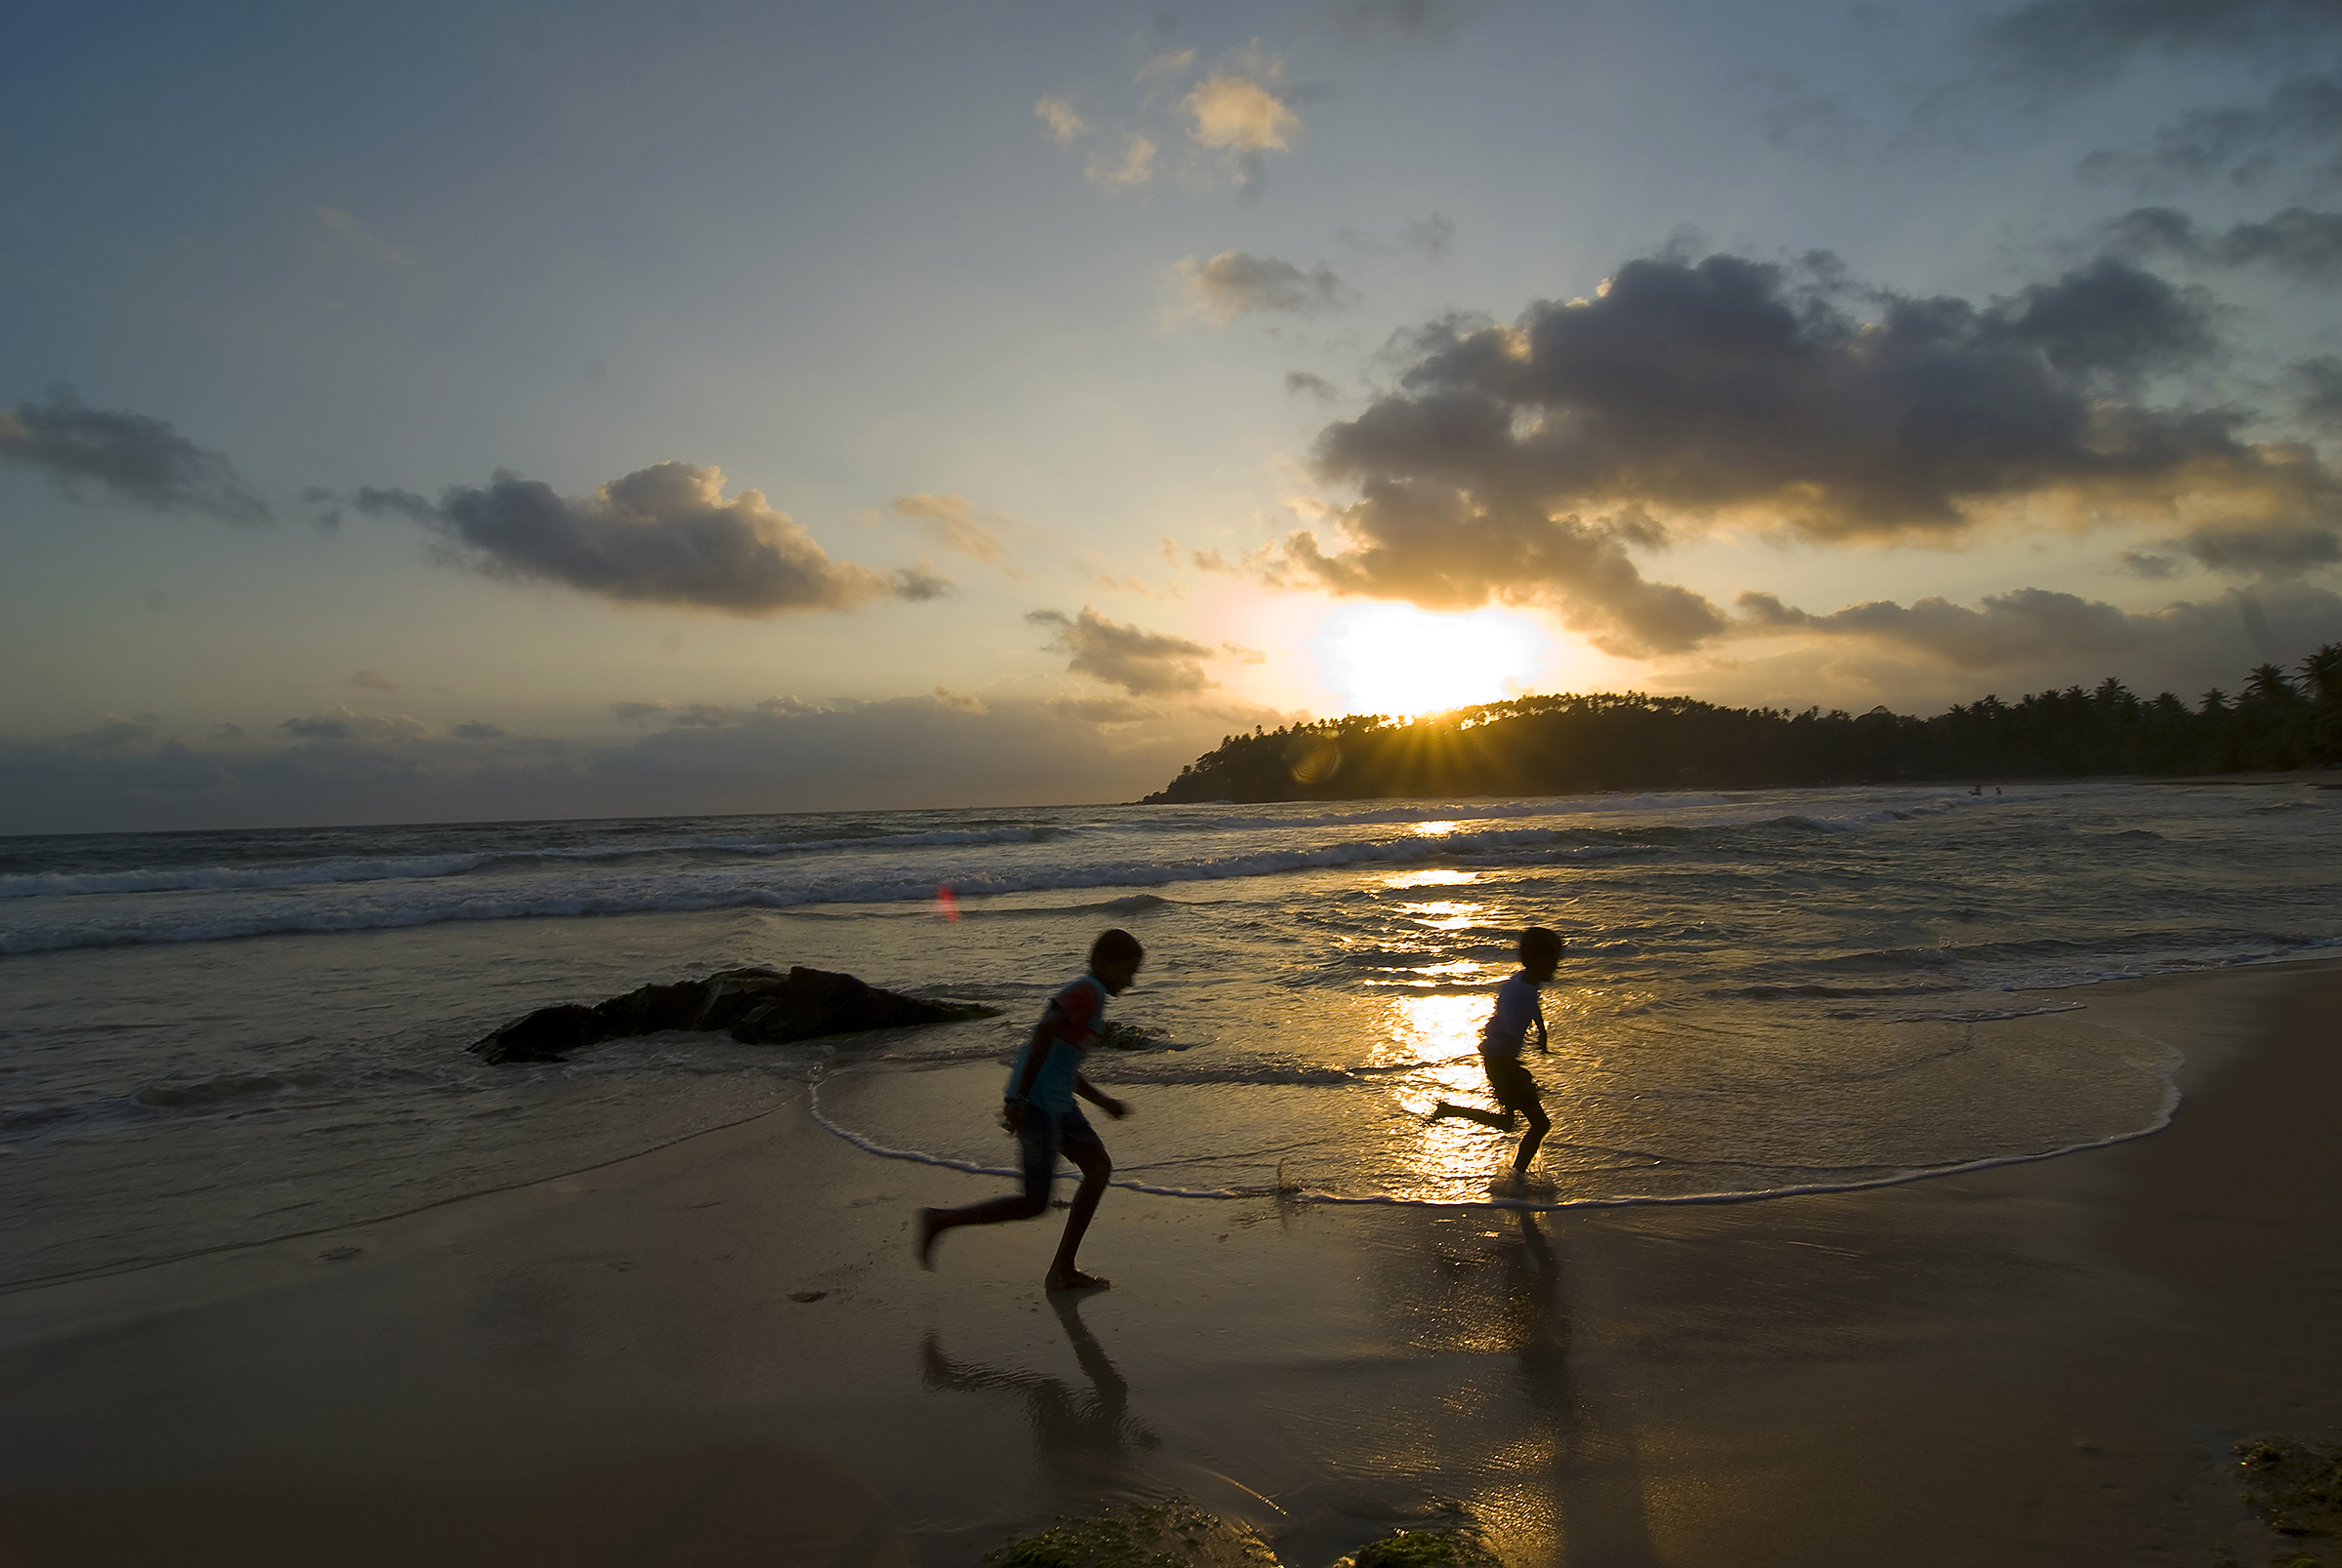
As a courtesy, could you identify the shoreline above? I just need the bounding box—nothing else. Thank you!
[2,957,2338,1566]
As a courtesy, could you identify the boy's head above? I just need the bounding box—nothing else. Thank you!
[1089,927,1145,993]
[1519,926,1564,982]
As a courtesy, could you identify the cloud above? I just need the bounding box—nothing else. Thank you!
[2296,355,2342,423]
[277,706,434,743]
[2104,204,2342,281]
[1028,607,1219,696]
[1047,695,1161,723]
[1184,60,1298,154]
[1399,213,1456,258]
[1320,0,1474,47]
[1033,96,1085,144]
[1735,581,2342,679]
[887,492,1024,571]
[1274,249,2333,653]
[346,670,397,691]
[2175,519,2342,573]
[1171,251,1348,323]
[1,679,1304,835]
[2080,71,2342,186]
[1287,371,1339,399]
[0,386,271,524]
[343,462,943,615]
[454,722,505,741]
[1975,0,2337,85]
[314,205,411,268]
[1085,131,1159,190]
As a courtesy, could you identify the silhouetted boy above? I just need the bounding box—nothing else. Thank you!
[1431,926,1563,1182]
[916,928,1142,1291]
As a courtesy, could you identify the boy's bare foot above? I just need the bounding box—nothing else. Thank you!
[1044,1268,1110,1292]
[915,1208,943,1270]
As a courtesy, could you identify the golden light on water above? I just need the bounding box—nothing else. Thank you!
[1311,602,1550,717]
[1385,868,1477,889]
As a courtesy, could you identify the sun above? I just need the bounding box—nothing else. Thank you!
[1310,603,1553,717]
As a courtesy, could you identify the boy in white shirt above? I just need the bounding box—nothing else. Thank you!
[1431,926,1563,1182]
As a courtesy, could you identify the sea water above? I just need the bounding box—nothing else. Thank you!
[4,781,2338,1286]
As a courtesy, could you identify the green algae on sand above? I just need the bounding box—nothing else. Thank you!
[979,1497,1501,1568]
[2238,1435,2342,1567]
[980,1498,1278,1568]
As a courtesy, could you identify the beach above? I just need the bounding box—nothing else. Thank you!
[3,954,2337,1567]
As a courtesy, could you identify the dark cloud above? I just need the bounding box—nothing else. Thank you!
[277,707,432,743]
[0,686,1287,834]
[1279,250,2324,653]
[2083,71,2342,185]
[1028,607,1219,696]
[453,722,505,741]
[1276,481,1730,656]
[1175,251,1348,322]
[346,670,398,691]
[2119,547,2183,576]
[1736,581,2342,673]
[2292,354,2342,422]
[0,386,270,524]
[1320,0,1474,46]
[341,462,941,615]
[2176,518,2342,571]
[1286,371,1339,399]
[1399,213,1455,257]
[2104,204,2342,280]
[1976,0,2341,85]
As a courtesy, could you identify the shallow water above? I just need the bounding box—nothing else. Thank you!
[3,781,2337,1283]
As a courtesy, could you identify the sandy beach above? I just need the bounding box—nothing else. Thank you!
[2,956,2337,1567]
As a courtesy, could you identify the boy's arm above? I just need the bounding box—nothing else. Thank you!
[1074,1073,1128,1119]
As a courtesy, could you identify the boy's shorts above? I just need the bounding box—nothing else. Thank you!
[1019,1106,1104,1204]
[1481,1053,1543,1115]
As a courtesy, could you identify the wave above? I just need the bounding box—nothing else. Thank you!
[0,825,1653,952]
[0,824,1069,900]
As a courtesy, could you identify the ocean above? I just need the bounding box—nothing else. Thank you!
[5,781,2338,1288]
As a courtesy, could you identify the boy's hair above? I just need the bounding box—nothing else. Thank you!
[1090,928,1145,968]
[1520,926,1563,960]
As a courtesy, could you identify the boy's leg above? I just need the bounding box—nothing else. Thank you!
[1486,1057,1548,1173]
[1430,1100,1516,1130]
[1045,1131,1112,1291]
[917,1121,1054,1268]
[1512,1099,1552,1176]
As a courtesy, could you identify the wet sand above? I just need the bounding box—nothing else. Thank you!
[1,958,2336,1567]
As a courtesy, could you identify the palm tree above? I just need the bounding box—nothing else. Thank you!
[2300,643,2342,705]
[2243,663,2299,704]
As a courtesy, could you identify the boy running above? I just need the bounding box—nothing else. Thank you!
[1430,926,1563,1182]
[916,929,1142,1292]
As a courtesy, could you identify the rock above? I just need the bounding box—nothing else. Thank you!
[469,965,995,1064]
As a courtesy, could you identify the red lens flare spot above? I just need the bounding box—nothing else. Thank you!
[937,884,960,921]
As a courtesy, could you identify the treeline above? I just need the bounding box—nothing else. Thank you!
[1143,646,2342,804]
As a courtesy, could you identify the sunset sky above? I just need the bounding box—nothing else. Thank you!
[8,0,2342,832]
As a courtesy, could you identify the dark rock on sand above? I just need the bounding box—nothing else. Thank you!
[470,965,995,1065]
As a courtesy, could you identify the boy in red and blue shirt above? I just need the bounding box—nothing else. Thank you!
[916,928,1142,1292]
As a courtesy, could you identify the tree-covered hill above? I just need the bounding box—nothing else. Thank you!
[1143,646,2342,804]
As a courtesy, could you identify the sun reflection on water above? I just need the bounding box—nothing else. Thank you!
[1385,868,1477,889]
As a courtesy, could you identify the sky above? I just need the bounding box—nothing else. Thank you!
[7,0,2342,833]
